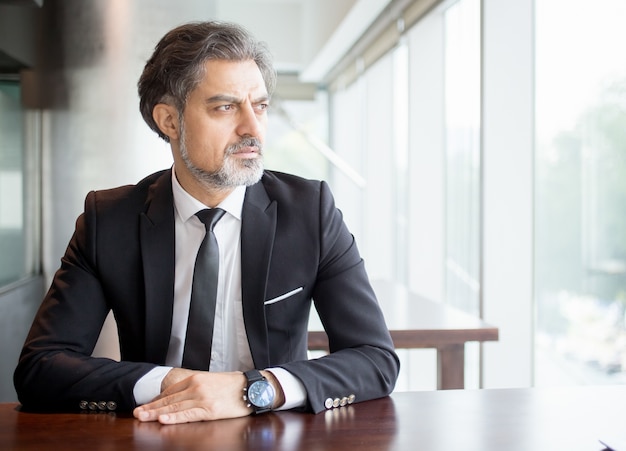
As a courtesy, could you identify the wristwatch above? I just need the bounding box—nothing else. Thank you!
[243,369,275,414]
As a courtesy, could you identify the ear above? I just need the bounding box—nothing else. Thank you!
[152,103,180,141]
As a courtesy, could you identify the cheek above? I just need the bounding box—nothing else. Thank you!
[183,117,241,160]
[182,134,222,166]
[259,117,268,136]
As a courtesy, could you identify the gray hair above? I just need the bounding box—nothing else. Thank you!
[138,21,276,142]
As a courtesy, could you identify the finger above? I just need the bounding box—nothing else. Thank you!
[145,377,196,410]
[134,397,194,422]
[138,399,218,424]
[157,376,193,399]
[134,406,156,422]
[156,407,209,424]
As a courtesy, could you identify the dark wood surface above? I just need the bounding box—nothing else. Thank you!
[308,281,499,389]
[1,386,625,450]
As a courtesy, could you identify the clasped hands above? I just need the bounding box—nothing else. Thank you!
[133,368,284,424]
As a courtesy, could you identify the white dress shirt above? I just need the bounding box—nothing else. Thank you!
[167,173,251,371]
[133,168,305,410]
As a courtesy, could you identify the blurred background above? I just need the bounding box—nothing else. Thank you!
[1,0,625,401]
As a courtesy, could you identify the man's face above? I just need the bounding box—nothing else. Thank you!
[176,59,269,190]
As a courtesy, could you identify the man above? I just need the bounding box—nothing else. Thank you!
[14,21,399,424]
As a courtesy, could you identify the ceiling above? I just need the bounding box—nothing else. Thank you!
[208,0,393,83]
[0,0,394,89]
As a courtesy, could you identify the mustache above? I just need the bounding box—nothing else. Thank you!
[226,137,263,155]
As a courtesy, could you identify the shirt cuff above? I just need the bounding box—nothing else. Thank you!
[266,367,307,410]
[133,366,173,405]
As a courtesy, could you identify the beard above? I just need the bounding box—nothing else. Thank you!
[178,120,264,190]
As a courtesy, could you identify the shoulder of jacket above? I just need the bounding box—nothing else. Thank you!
[261,170,324,193]
[86,169,170,212]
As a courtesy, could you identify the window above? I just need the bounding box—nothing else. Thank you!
[265,97,330,182]
[0,81,25,286]
[443,0,481,315]
[535,0,626,385]
[329,0,482,390]
[0,79,39,288]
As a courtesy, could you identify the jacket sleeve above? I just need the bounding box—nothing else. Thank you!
[13,191,156,413]
[277,181,400,413]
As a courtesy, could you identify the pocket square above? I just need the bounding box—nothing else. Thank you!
[264,287,304,305]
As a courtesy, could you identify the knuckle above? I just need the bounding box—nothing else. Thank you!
[187,373,205,385]
[181,409,198,422]
[166,400,183,412]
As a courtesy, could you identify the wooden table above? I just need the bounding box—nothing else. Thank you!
[308,281,499,389]
[1,386,625,450]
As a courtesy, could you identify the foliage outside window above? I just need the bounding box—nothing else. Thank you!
[535,0,626,384]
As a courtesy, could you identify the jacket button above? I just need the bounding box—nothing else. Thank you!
[348,394,356,404]
[79,400,88,410]
[324,398,333,409]
[97,401,107,411]
[332,398,340,408]
[340,397,348,407]
[106,401,117,411]
[88,401,98,411]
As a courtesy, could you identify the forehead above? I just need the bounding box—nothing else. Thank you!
[195,59,267,97]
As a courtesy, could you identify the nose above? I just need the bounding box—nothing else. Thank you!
[236,103,264,138]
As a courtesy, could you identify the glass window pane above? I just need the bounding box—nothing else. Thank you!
[535,0,626,385]
[266,98,330,181]
[0,81,28,287]
[329,79,366,244]
[444,0,481,315]
[362,53,395,280]
[407,10,446,301]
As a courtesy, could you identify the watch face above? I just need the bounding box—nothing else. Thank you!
[248,380,275,408]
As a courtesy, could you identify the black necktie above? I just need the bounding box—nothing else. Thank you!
[182,207,226,370]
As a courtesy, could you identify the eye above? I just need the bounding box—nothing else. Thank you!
[217,104,235,111]
[255,103,269,112]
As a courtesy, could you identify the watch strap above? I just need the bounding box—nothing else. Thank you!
[244,369,264,384]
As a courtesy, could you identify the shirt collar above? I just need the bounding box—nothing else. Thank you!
[171,166,246,223]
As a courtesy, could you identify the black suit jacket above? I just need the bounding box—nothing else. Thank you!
[14,169,399,413]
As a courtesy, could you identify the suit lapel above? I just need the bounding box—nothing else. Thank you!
[241,180,277,368]
[139,170,175,364]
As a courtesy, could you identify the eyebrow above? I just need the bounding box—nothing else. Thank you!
[204,94,270,105]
